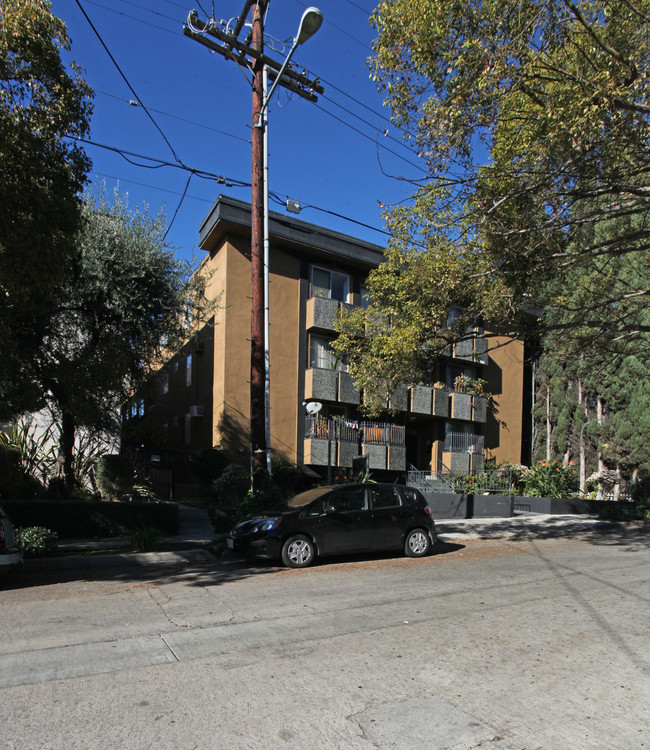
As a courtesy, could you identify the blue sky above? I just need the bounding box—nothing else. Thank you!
[52,0,425,264]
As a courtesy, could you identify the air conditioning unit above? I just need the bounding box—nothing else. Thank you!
[189,405,204,418]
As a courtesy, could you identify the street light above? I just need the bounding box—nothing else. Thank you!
[258,7,322,475]
[258,8,323,125]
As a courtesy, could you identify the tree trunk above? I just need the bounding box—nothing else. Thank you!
[546,385,552,461]
[578,377,587,494]
[59,410,77,495]
[596,397,605,500]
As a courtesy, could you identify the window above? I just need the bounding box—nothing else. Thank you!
[369,486,401,510]
[330,486,367,513]
[360,286,371,309]
[184,354,192,388]
[446,363,476,389]
[400,486,420,506]
[311,266,350,303]
[160,373,169,395]
[309,335,348,372]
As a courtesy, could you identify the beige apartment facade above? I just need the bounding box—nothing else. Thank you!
[124,196,530,484]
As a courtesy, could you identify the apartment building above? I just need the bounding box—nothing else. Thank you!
[124,196,529,484]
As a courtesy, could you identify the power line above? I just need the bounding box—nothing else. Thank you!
[163,172,192,240]
[75,0,184,166]
[72,136,250,186]
[96,90,251,144]
[82,0,177,36]
[314,102,427,175]
[91,171,215,203]
[80,0,418,172]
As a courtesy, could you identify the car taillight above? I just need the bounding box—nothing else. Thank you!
[424,506,432,516]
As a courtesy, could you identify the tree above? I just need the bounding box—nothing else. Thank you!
[35,190,210,491]
[336,0,650,406]
[0,0,92,418]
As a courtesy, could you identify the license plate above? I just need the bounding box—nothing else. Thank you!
[226,538,234,549]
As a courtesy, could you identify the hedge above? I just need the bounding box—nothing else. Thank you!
[2,500,179,538]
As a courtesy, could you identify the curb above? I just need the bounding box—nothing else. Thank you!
[22,548,215,571]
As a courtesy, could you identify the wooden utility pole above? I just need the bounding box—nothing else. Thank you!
[184,3,323,483]
[250,0,267,478]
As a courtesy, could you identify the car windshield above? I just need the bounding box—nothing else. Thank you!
[286,486,333,508]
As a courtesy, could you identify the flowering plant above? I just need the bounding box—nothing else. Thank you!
[523,460,578,498]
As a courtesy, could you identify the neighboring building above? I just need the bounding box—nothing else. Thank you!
[123,196,530,488]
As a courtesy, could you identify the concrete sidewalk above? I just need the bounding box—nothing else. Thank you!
[19,510,644,571]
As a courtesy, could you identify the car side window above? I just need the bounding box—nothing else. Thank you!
[304,498,327,517]
[400,487,420,505]
[330,487,367,513]
[370,486,402,510]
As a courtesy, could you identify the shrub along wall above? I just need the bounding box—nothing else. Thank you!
[3,500,179,538]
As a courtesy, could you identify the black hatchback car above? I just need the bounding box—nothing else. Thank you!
[227,483,437,568]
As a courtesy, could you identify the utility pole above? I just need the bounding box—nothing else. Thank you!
[250,0,266,479]
[184,3,323,485]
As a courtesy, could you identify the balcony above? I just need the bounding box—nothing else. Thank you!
[452,336,489,365]
[306,296,353,333]
[304,368,360,405]
[441,432,484,474]
[304,417,405,471]
[443,432,484,454]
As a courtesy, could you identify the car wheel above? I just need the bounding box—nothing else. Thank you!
[281,535,316,568]
[404,528,431,558]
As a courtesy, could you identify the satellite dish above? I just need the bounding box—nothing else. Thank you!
[305,401,322,415]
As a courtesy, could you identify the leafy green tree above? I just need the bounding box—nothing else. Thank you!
[336,1,650,405]
[36,190,209,491]
[0,0,92,416]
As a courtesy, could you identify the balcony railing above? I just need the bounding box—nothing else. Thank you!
[305,417,405,446]
[443,431,484,453]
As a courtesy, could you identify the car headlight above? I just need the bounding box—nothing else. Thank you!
[252,518,281,533]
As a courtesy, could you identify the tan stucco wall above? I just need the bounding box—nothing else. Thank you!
[267,249,301,462]
[485,336,525,465]
[204,235,302,463]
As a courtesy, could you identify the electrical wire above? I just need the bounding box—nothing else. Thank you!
[314,101,427,176]
[92,171,215,203]
[78,0,420,172]
[71,136,251,186]
[96,90,251,144]
[163,172,193,240]
[82,0,177,35]
[268,191,390,239]
[75,0,185,167]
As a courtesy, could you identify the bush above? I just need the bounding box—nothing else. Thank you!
[0,444,45,499]
[16,527,58,558]
[522,460,578,498]
[598,500,650,522]
[213,464,250,505]
[96,454,158,502]
[128,526,161,552]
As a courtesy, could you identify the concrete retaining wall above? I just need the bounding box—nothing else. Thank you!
[423,492,638,520]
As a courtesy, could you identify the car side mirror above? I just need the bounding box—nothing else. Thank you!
[324,504,338,516]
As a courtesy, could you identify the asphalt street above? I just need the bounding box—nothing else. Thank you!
[1,526,648,750]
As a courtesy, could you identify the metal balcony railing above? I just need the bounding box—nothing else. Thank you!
[443,432,485,454]
[304,417,405,446]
